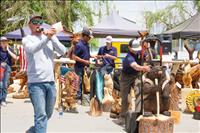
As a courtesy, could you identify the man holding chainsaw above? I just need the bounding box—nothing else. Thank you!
[117,38,150,125]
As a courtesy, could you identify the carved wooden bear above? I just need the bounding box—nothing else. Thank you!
[143,66,174,114]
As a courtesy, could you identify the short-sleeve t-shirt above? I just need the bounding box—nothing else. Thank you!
[97,46,117,67]
[0,47,13,66]
[122,51,142,75]
[74,39,90,69]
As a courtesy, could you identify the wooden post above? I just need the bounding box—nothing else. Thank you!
[155,78,159,116]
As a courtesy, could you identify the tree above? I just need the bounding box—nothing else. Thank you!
[193,0,200,12]
[0,0,105,35]
[0,0,111,49]
[144,1,194,31]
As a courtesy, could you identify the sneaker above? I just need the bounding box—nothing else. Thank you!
[1,102,7,107]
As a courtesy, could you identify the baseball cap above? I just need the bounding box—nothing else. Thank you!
[129,39,141,51]
[106,36,112,43]
[82,27,93,38]
[29,14,43,23]
[0,36,8,41]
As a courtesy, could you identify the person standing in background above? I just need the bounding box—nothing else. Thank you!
[73,27,93,104]
[0,36,18,107]
[97,35,117,75]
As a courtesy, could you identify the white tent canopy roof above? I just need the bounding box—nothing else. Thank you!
[163,13,200,39]
[92,11,147,38]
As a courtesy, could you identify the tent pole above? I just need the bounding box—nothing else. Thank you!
[179,38,182,51]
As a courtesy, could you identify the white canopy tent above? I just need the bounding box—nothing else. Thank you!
[92,11,147,38]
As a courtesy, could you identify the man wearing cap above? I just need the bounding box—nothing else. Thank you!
[22,15,67,133]
[73,27,93,104]
[0,37,18,107]
[97,35,117,75]
[117,39,150,125]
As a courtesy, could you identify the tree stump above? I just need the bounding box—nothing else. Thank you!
[139,115,174,133]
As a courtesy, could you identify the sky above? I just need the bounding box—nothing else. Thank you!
[74,1,198,52]
[75,1,196,32]
[107,1,195,27]
[113,1,176,27]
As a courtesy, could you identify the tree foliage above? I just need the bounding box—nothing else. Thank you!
[0,0,108,36]
[144,1,195,31]
[193,0,200,12]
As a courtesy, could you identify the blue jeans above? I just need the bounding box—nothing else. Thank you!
[0,64,11,102]
[27,82,56,133]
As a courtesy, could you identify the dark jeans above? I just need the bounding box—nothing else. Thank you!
[0,64,11,103]
[75,67,84,100]
[120,72,141,118]
[27,81,56,133]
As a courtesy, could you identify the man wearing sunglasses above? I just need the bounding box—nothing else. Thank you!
[22,15,67,133]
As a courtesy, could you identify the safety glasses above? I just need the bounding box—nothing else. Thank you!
[31,19,43,25]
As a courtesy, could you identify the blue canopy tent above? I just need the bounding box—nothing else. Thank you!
[5,23,72,41]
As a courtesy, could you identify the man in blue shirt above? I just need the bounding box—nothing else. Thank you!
[117,39,150,125]
[0,37,18,107]
[97,36,117,75]
[73,27,93,103]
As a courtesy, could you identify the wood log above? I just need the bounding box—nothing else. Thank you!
[139,115,174,133]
